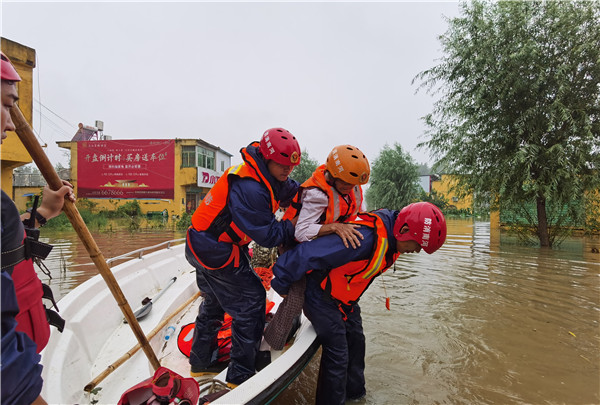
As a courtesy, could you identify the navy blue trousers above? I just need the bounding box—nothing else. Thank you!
[185,244,266,385]
[303,274,366,405]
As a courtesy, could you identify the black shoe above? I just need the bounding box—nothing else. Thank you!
[190,361,228,377]
[286,315,301,343]
[346,391,366,402]
[255,350,271,371]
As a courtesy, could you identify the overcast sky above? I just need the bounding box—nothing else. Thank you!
[2,1,460,168]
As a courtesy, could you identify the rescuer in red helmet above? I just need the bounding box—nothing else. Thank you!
[271,202,447,405]
[186,127,301,386]
[1,51,75,405]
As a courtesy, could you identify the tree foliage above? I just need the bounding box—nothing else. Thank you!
[290,149,319,185]
[366,143,421,211]
[415,0,600,246]
[416,163,431,176]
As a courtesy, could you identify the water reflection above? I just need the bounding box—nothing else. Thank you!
[39,220,600,404]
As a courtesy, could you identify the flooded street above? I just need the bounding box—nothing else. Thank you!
[39,228,187,301]
[39,219,599,404]
[356,220,599,405]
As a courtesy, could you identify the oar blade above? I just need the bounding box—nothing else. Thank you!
[124,277,178,323]
[134,303,153,320]
[123,302,152,323]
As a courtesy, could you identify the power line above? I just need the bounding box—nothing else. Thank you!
[33,107,75,139]
[34,98,77,128]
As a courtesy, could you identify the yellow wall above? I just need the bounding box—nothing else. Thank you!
[13,186,44,210]
[431,174,473,211]
[585,188,599,232]
[1,38,36,195]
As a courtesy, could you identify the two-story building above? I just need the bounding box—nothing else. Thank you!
[57,138,232,218]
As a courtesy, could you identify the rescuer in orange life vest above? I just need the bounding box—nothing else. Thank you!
[185,128,301,386]
[284,144,370,248]
[271,202,447,405]
[1,51,75,405]
[263,145,370,349]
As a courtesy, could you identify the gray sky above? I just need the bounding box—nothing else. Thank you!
[2,1,459,168]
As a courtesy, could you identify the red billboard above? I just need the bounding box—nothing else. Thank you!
[77,139,174,199]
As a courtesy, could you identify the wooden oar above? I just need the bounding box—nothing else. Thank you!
[10,105,161,371]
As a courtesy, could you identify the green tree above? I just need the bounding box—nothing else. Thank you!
[290,149,319,184]
[414,0,600,247]
[116,200,142,217]
[416,163,431,176]
[419,189,449,211]
[366,143,421,211]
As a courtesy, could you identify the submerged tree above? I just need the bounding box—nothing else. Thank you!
[366,143,420,211]
[290,149,319,184]
[415,1,600,247]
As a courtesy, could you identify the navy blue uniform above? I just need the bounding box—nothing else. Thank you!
[186,144,297,384]
[272,209,398,405]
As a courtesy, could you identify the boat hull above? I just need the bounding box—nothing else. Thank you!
[40,242,318,404]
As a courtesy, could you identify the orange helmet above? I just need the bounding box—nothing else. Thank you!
[325,145,370,185]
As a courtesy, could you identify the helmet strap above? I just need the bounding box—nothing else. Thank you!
[324,170,336,186]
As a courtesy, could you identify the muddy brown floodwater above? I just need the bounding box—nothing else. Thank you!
[41,219,599,404]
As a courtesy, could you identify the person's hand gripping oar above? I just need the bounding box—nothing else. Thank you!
[10,104,161,370]
[124,277,177,322]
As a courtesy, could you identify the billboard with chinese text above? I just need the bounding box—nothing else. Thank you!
[77,140,174,199]
[197,167,222,188]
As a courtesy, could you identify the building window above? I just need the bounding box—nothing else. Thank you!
[221,161,225,171]
[181,146,196,168]
[197,147,215,170]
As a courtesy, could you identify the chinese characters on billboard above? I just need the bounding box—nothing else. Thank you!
[197,168,222,188]
[77,140,175,199]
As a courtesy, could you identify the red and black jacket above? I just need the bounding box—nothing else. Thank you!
[1,193,64,352]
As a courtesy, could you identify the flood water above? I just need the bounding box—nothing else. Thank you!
[39,219,599,405]
[39,228,187,301]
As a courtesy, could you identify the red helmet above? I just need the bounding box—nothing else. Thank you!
[0,52,21,82]
[259,128,301,167]
[393,202,447,254]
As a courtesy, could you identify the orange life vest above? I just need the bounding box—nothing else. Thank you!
[188,143,279,269]
[320,212,400,306]
[283,164,362,224]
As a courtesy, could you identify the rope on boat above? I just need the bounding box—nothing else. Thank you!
[196,376,230,395]
[84,290,202,393]
[196,377,232,404]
